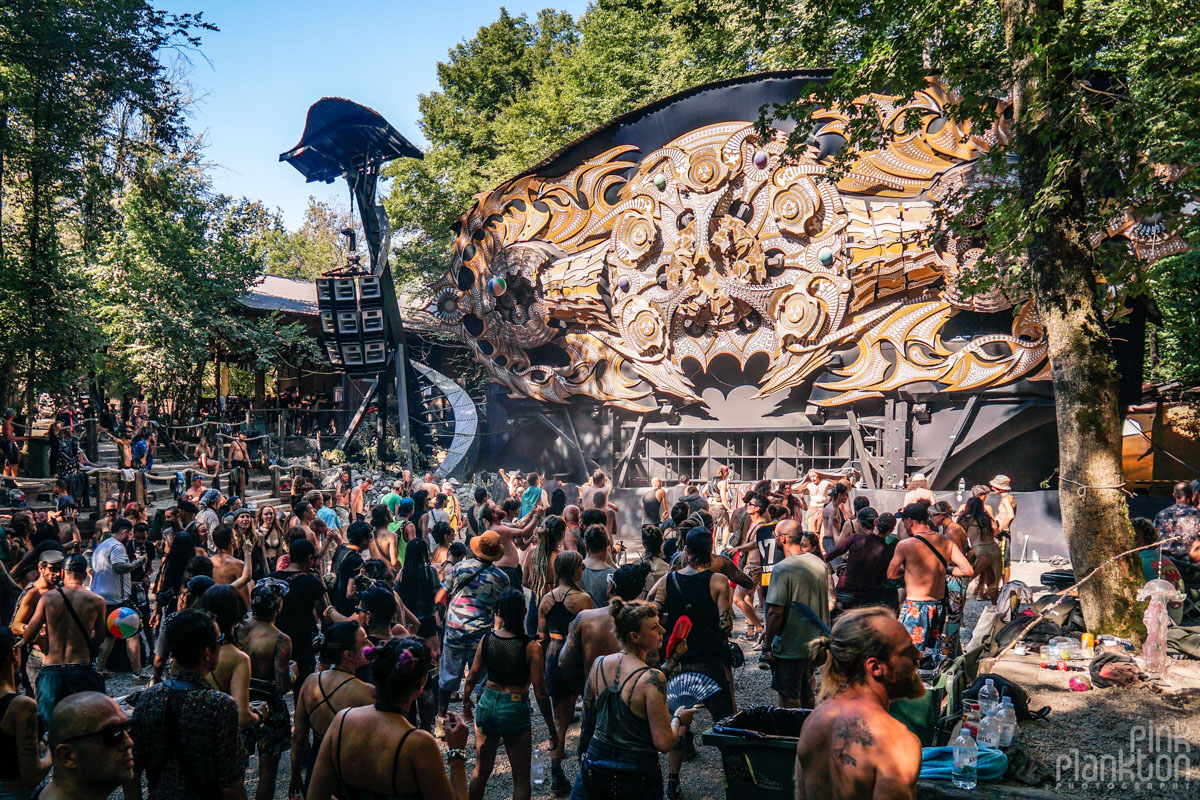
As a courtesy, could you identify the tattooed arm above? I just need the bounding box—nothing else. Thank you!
[711,572,733,637]
[641,667,695,753]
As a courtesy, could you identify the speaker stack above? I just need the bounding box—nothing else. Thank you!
[315,274,389,376]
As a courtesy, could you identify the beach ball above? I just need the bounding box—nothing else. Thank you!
[488,276,507,296]
[107,607,141,639]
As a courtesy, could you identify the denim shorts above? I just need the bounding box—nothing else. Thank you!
[475,687,531,737]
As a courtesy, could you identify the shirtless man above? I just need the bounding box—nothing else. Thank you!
[186,474,205,503]
[796,607,924,800]
[209,525,254,605]
[21,555,107,730]
[481,502,542,589]
[578,469,609,511]
[238,580,294,800]
[227,432,251,497]
[803,470,832,534]
[990,475,1017,583]
[95,499,120,539]
[562,505,583,553]
[349,476,372,522]
[886,504,973,667]
[12,550,65,692]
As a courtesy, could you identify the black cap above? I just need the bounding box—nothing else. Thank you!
[685,526,713,553]
[65,554,88,574]
[901,503,930,524]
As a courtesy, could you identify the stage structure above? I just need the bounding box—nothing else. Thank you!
[425,72,1181,489]
[282,98,480,476]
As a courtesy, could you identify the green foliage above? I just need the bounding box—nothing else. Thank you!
[91,146,320,409]
[0,0,212,406]
[384,0,792,290]
[1147,251,1200,386]
[260,196,358,280]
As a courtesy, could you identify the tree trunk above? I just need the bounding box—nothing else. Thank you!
[1009,0,1145,637]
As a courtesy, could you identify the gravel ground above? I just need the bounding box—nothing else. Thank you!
[100,560,1200,800]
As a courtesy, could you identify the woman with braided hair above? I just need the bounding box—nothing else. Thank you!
[537,550,592,795]
[462,590,556,800]
[523,514,566,635]
[289,622,374,797]
[308,636,471,800]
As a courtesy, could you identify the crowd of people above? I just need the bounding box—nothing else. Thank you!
[0,454,1138,800]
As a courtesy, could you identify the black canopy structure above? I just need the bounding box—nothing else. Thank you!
[281,97,425,462]
[280,97,422,184]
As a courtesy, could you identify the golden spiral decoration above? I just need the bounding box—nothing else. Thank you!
[687,151,725,190]
[612,209,658,267]
[776,287,828,346]
[619,297,666,357]
[770,184,821,237]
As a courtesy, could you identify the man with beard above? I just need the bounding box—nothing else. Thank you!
[795,607,924,800]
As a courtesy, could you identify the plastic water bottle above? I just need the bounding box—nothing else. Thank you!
[957,478,966,503]
[977,710,1001,749]
[532,749,546,786]
[978,678,1000,714]
[952,720,978,789]
[997,698,1018,748]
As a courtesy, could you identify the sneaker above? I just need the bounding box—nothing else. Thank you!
[132,669,151,685]
[434,715,446,739]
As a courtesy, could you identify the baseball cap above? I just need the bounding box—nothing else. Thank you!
[685,526,713,553]
[901,503,930,524]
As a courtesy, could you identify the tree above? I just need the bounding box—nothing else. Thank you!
[0,0,210,407]
[384,1,787,289]
[91,145,319,413]
[760,0,1200,634]
[260,196,358,280]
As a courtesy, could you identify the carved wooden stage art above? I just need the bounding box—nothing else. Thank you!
[426,77,1181,413]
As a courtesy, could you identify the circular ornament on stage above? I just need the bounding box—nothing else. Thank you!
[818,246,834,265]
[488,276,507,296]
[753,150,769,169]
[654,174,667,191]
[617,276,631,293]
[107,607,141,639]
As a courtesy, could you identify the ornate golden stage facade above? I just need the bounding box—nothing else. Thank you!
[426,81,1181,413]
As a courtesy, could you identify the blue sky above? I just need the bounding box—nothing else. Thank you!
[159,1,589,228]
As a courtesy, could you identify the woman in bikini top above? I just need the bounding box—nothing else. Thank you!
[307,637,471,800]
[288,622,374,799]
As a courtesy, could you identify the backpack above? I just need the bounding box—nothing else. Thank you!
[965,673,1050,721]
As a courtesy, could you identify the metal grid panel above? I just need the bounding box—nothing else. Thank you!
[644,430,862,482]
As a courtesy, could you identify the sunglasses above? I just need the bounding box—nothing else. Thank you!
[105,509,118,515]
[59,719,133,748]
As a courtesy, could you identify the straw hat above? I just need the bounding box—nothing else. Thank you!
[990,474,1012,492]
[909,473,928,486]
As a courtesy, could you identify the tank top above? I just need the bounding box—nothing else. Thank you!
[590,658,655,753]
[482,632,531,686]
[544,589,578,637]
[642,489,661,522]
[0,693,21,781]
[663,570,723,665]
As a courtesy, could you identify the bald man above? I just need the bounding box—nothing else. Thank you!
[44,692,135,800]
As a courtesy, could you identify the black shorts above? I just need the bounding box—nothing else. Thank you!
[545,644,575,700]
[678,658,734,722]
[231,459,250,473]
[770,656,815,706]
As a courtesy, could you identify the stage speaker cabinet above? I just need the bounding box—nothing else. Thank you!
[315,275,389,377]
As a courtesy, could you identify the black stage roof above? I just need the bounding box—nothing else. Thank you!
[280,97,422,183]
